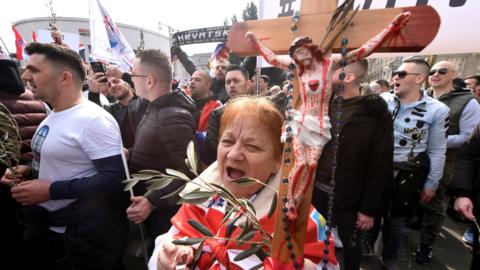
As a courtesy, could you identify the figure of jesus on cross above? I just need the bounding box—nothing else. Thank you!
[246,11,411,220]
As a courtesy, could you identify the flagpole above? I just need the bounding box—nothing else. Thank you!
[120,150,150,267]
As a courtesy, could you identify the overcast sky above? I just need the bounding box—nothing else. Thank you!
[1,0,255,56]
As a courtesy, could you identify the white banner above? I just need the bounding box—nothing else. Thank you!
[38,29,80,52]
[259,0,478,55]
[89,0,135,71]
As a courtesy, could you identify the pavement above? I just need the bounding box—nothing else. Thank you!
[337,213,472,270]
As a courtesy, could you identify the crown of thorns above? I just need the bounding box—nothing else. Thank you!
[288,36,313,57]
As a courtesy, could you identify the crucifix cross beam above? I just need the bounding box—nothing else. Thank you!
[227,0,440,56]
[226,0,441,268]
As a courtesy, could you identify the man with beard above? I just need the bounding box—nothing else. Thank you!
[465,75,480,101]
[205,65,250,164]
[1,42,127,269]
[88,71,148,149]
[312,60,393,270]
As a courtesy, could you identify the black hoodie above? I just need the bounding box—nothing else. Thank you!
[130,90,195,208]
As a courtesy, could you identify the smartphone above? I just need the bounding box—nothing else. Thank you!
[90,62,107,83]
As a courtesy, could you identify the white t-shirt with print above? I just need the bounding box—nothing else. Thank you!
[31,98,122,215]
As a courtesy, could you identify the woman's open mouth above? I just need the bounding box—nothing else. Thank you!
[226,166,246,180]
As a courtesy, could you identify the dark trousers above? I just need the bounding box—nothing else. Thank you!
[336,212,362,270]
[312,189,362,270]
[472,219,480,270]
[420,179,449,246]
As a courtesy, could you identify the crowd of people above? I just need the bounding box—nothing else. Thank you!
[1,25,480,270]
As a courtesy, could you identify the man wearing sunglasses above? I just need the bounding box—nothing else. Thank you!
[380,57,450,269]
[413,61,480,264]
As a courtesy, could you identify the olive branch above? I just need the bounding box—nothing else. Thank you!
[0,103,22,184]
[123,141,278,267]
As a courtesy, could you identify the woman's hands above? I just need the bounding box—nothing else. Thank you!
[157,241,194,270]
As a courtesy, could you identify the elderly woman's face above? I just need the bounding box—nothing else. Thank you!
[218,115,280,198]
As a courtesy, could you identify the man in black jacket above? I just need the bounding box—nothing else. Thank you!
[452,124,480,270]
[312,60,393,270]
[126,49,196,238]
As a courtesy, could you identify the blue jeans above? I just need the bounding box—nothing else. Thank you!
[382,216,406,263]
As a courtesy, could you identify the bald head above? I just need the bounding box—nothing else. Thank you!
[429,60,457,91]
[433,60,455,71]
[190,69,212,100]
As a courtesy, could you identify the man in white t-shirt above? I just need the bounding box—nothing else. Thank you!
[1,43,127,270]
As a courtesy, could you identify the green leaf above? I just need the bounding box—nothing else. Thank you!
[226,222,237,239]
[137,170,164,176]
[186,141,198,176]
[249,263,264,270]
[182,190,215,200]
[210,183,235,199]
[233,244,262,261]
[255,247,268,262]
[268,193,277,218]
[130,174,157,181]
[178,189,213,205]
[145,177,175,191]
[178,190,214,205]
[231,177,258,186]
[239,199,256,216]
[236,221,252,242]
[225,212,242,238]
[188,219,213,237]
[171,237,205,245]
[220,205,239,226]
[193,240,204,265]
[261,236,272,249]
[239,230,256,242]
[178,196,211,205]
[123,179,139,191]
[166,169,191,181]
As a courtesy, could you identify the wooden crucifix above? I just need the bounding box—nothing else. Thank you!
[227,0,440,269]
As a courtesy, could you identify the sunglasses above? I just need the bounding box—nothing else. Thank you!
[429,68,448,76]
[392,70,421,79]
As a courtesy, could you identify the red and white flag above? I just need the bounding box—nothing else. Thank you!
[12,25,25,60]
[89,0,135,71]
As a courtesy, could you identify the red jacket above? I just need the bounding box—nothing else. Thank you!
[0,90,48,163]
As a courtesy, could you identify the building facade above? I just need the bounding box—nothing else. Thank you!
[367,54,480,83]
